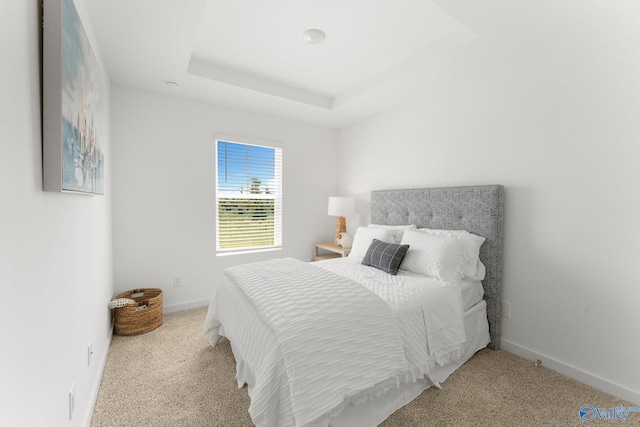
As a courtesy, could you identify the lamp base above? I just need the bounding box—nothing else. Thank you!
[334,216,346,245]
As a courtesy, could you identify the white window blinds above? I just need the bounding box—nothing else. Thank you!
[215,139,282,254]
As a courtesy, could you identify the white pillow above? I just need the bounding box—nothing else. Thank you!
[417,228,486,280]
[349,227,396,258]
[399,229,468,283]
[367,224,417,244]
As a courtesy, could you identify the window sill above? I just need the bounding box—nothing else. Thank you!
[216,246,282,257]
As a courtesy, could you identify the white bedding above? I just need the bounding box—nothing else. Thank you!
[459,277,485,311]
[204,257,472,427]
[314,257,466,365]
[331,299,490,427]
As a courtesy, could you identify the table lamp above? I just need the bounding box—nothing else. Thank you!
[328,196,355,245]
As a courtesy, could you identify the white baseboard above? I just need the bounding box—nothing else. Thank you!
[82,328,113,427]
[163,298,210,314]
[501,339,640,405]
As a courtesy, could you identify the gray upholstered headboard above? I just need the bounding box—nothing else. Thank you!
[370,185,504,351]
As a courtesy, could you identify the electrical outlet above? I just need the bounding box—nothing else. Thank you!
[173,275,183,288]
[69,383,75,421]
[88,342,93,367]
[502,301,511,319]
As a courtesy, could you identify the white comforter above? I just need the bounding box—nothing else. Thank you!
[204,257,466,427]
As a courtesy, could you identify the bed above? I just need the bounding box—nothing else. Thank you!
[204,185,504,427]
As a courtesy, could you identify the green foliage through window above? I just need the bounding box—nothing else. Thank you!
[218,198,275,249]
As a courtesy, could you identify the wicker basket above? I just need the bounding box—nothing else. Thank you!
[112,288,163,336]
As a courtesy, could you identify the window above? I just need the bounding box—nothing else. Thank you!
[215,137,282,255]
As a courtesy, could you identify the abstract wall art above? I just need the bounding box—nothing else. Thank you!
[43,0,105,195]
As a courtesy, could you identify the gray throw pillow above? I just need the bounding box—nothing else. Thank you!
[362,239,410,275]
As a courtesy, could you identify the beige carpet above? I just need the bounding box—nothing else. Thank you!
[91,307,635,427]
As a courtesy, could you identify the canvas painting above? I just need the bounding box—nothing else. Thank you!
[44,0,105,194]
[60,0,105,194]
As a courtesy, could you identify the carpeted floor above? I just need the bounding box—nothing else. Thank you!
[91,307,636,427]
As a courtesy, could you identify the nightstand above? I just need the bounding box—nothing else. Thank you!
[314,242,351,261]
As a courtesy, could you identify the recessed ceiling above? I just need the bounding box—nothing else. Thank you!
[191,0,467,100]
[84,0,475,127]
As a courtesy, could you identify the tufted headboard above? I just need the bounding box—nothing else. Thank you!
[370,185,504,350]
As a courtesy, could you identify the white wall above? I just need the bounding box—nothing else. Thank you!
[111,85,339,311]
[338,37,640,403]
[0,1,113,426]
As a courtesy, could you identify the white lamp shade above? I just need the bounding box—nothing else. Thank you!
[328,197,355,216]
